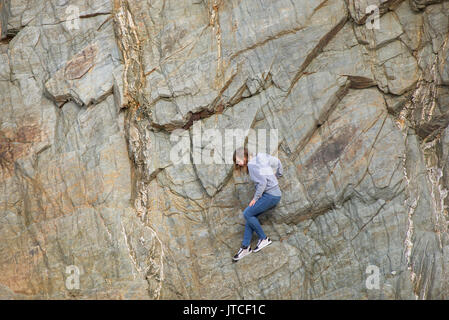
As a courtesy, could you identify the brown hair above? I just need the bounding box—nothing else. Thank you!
[233,147,249,174]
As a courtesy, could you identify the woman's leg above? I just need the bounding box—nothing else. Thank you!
[241,221,254,248]
[241,193,280,247]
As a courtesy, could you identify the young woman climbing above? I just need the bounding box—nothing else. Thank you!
[232,147,283,261]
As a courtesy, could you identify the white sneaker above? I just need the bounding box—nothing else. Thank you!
[253,237,272,252]
[232,247,252,261]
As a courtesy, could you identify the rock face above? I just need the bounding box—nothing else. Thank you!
[0,1,8,40]
[1,0,449,300]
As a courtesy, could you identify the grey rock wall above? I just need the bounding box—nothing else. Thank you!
[1,0,449,299]
[0,1,8,40]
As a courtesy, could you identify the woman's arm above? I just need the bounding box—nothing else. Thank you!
[267,154,283,178]
[248,163,267,202]
[275,157,283,178]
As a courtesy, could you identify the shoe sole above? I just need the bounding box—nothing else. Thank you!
[253,239,272,253]
[232,250,252,262]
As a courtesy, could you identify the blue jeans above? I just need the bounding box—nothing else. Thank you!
[242,193,281,247]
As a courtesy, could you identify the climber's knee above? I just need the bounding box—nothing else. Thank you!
[243,206,254,220]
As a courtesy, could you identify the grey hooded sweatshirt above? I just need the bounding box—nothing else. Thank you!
[247,153,283,202]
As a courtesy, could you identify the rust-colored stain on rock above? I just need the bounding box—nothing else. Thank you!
[64,43,99,80]
[0,122,42,177]
[304,124,357,171]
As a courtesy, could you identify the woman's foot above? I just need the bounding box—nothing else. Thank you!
[232,246,252,261]
[253,237,272,252]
